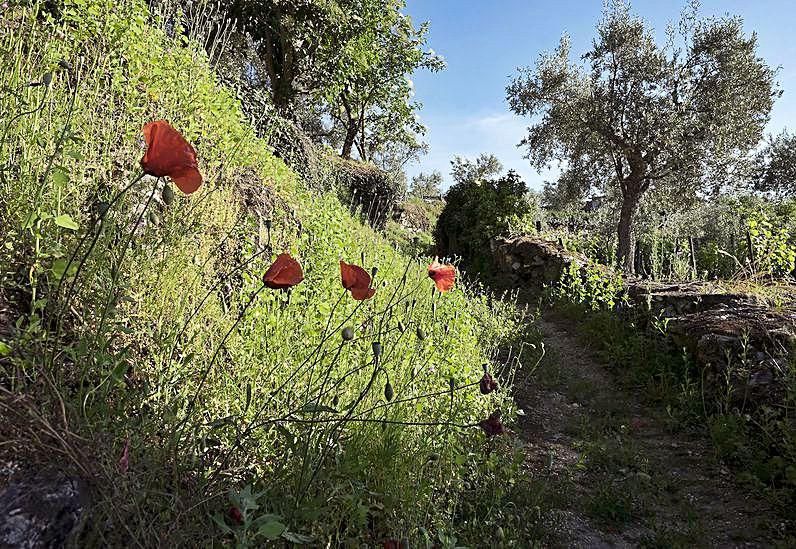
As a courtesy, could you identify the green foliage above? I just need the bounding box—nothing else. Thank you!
[435,156,530,272]
[0,1,539,545]
[748,208,796,278]
[552,260,624,311]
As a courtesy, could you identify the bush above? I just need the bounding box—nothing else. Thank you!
[435,170,530,272]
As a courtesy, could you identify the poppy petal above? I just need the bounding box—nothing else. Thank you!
[170,166,203,194]
[340,260,376,301]
[428,260,456,293]
[140,120,202,194]
[263,253,304,289]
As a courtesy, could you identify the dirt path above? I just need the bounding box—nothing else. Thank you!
[513,313,783,548]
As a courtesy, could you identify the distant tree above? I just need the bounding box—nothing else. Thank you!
[409,171,443,198]
[322,2,444,162]
[449,153,503,185]
[507,0,779,272]
[226,0,353,111]
[435,155,529,270]
[755,131,796,198]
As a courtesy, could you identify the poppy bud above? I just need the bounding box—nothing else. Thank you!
[162,184,174,205]
[371,266,378,278]
[148,211,159,225]
[228,506,244,525]
[416,327,425,341]
[58,59,73,71]
[42,72,53,86]
[342,327,354,341]
[384,381,394,401]
[428,452,440,462]
[372,341,382,358]
[411,299,416,307]
[444,324,449,334]
[449,378,455,391]
[397,320,406,333]
[479,372,499,395]
[360,251,366,265]
[332,394,339,407]
[265,219,272,231]
[483,363,489,373]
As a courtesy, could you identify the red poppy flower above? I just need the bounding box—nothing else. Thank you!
[228,506,244,525]
[479,411,506,437]
[140,120,203,194]
[340,260,376,300]
[428,260,456,293]
[263,253,304,290]
[479,372,499,395]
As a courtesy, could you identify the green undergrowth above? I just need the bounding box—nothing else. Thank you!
[0,2,541,546]
[548,299,796,528]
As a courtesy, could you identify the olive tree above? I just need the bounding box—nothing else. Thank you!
[755,131,796,198]
[507,0,778,272]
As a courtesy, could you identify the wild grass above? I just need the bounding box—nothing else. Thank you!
[0,1,542,545]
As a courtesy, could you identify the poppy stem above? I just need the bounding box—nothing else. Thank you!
[175,283,265,439]
[95,178,159,341]
[49,172,145,368]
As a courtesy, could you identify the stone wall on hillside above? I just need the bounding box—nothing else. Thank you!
[492,235,796,407]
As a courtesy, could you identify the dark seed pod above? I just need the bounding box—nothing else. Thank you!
[360,251,366,265]
[444,324,449,334]
[332,394,339,407]
[397,320,406,333]
[148,211,158,225]
[411,299,416,307]
[428,452,440,462]
[161,184,174,205]
[342,327,354,341]
[384,381,394,401]
[449,378,455,391]
[372,341,382,358]
[416,327,425,341]
[41,72,53,86]
[265,219,272,230]
[58,59,73,71]
[483,363,489,373]
[371,266,378,278]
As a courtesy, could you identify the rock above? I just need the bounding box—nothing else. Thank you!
[0,471,87,548]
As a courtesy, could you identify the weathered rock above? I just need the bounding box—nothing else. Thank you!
[0,471,87,548]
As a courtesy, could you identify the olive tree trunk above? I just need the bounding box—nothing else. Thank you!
[616,186,642,274]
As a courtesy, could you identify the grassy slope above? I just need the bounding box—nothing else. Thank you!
[0,1,538,546]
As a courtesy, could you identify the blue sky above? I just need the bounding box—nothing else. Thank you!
[402,0,796,190]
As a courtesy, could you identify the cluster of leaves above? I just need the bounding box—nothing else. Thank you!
[551,260,625,311]
[0,1,540,546]
[221,0,442,173]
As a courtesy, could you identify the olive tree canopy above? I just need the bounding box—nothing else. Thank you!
[507,0,779,272]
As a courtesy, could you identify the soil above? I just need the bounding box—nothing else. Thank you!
[513,312,787,548]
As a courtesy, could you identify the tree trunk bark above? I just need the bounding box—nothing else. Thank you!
[341,123,358,159]
[617,188,641,274]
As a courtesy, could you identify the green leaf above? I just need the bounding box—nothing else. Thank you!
[258,520,286,540]
[296,403,338,414]
[23,212,39,229]
[51,258,77,280]
[0,341,11,357]
[55,214,79,230]
[52,169,70,187]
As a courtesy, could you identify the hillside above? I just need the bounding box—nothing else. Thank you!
[0,2,539,545]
